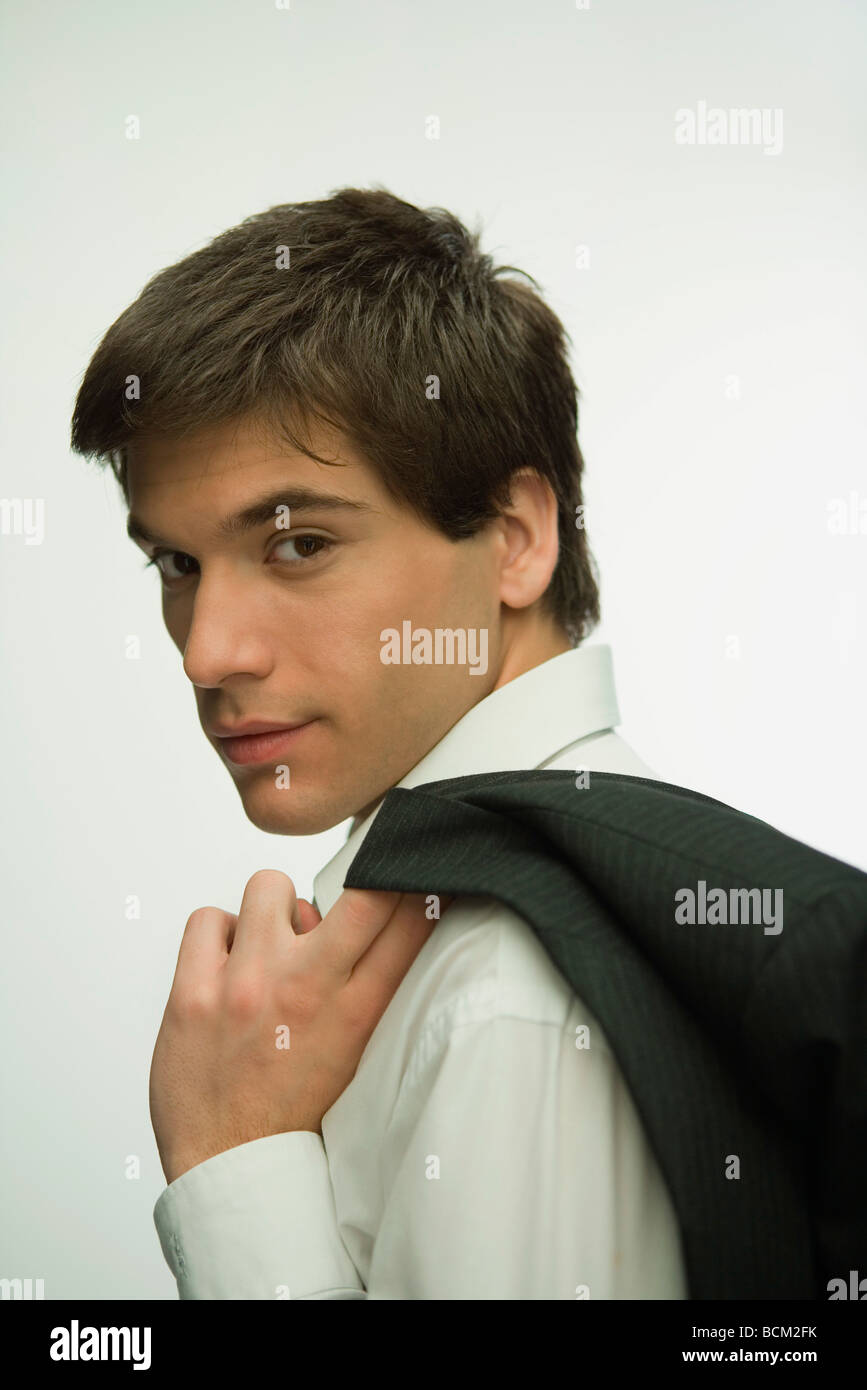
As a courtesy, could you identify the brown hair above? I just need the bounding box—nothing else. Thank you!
[70,186,600,645]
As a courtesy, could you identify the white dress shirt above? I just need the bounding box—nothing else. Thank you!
[153,643,688,1299]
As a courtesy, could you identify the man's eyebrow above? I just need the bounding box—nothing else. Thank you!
[126,487,375,547]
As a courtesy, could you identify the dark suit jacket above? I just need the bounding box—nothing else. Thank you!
[341,769,867,1300]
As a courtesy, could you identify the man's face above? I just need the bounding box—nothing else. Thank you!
[125,415,503,834]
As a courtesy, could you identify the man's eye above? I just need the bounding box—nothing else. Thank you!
[270,534,333,565]
[141,535,332,583]
[144,551,198,581]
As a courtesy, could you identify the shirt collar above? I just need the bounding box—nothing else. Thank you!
[312,642,620,916]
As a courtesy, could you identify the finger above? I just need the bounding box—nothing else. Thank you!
[311,887,405,978]
[225,912,239,951]
[346,891,441,1004]
[294,897,322,935]
[226,869,298,971]
[174,905,236,982]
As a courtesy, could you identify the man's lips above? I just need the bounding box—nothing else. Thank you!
[207,719,312,737]
[210,720,320,766]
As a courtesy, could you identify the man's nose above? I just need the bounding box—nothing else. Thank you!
[181,567,274,687]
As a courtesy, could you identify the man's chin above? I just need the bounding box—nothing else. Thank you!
[232,779,361,836]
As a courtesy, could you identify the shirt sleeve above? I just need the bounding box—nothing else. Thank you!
[153,1005,687,1300]
[152,1129,365,1300]
[363,1007,688,1299]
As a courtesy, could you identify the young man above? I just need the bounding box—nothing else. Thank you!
[70,187,686,1299]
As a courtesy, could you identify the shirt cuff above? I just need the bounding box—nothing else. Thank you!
[153,1130,365,1299]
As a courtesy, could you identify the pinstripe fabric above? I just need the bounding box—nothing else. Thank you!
[342,768,867,1300]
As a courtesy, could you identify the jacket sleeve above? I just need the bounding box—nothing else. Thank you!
[363,1007,688,1299]
[153,1130,365,1299]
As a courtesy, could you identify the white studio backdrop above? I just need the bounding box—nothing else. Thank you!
[1,0,864,1298]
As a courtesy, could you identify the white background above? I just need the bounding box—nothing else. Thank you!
[1,0,864,1298]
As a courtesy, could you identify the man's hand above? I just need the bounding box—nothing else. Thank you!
[149,872,450,1185]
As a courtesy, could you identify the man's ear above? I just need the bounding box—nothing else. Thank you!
[495,469,561,612]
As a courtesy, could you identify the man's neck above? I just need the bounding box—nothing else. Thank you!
[489,623,573,693]
[347,623,574,836]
